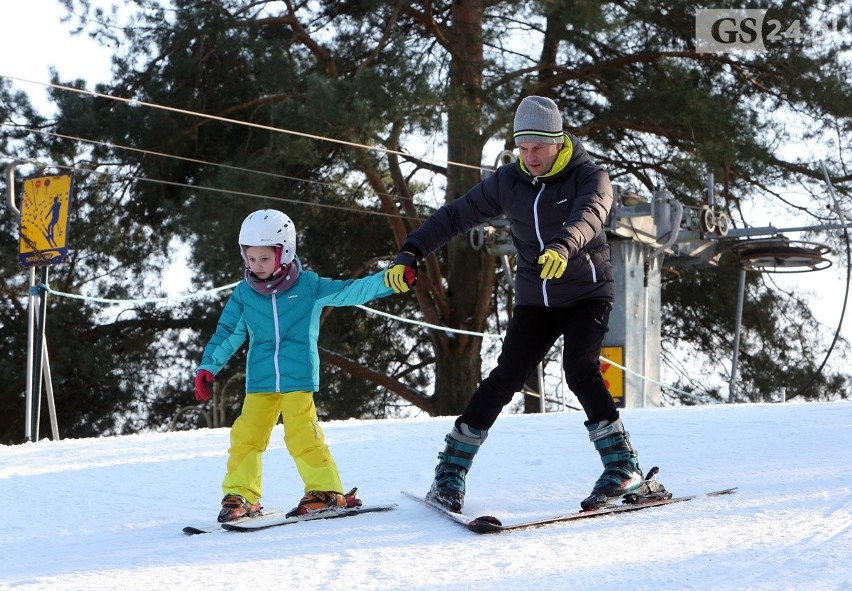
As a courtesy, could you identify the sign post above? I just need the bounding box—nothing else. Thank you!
[9,167,74,442]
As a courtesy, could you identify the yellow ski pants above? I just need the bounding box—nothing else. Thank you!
[222,391,343,504]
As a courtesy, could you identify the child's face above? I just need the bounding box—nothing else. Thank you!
[244,246,277,279]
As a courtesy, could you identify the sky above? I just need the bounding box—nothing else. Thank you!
[0,401,850,591]
[1,0,115,112]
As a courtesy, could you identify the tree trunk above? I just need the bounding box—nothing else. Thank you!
[431,329,486,417]
[429,0,492,416]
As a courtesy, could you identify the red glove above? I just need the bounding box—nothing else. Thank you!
[194,370,215,401]
[404,265,417,288]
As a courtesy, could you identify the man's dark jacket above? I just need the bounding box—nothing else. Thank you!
[403,133,614,307]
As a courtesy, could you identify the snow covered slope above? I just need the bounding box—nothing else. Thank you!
[1,401,850,591]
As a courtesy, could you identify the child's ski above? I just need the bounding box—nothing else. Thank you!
[182,508,284,535]
[220,503,397,532]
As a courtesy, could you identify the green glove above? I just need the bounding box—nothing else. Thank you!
[537,248,567,280]
[384,251,418,294]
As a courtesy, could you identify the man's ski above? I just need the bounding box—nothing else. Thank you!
[401,490,476,527]
[466,487,738,533]
[182,508,284,535]
[220,503,397,532]
[402,487,737,534]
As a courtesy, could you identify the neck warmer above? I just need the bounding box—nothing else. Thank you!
[245,257,301,296]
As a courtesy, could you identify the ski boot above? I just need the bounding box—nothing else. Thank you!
[425,422,487,512]
[580,417,644,510]
[218,494,262,523]
[286,487,361,517]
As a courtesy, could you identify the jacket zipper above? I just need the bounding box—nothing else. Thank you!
[532,183,550,306]
[271,294,281,392]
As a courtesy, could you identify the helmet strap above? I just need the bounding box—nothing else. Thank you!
[274,245,283,271]
[271,247,293,278]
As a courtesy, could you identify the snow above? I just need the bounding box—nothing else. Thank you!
[1,401,850,591]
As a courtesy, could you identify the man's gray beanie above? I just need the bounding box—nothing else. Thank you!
[513,96,564,145]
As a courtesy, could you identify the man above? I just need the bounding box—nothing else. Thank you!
[385,96,645,511]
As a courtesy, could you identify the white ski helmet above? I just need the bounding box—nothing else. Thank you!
[238,209,297,267]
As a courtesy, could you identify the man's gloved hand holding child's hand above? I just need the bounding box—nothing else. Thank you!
[384,251,418,293]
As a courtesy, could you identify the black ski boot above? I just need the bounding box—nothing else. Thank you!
[425,422,487,512]
[581,417,644,510]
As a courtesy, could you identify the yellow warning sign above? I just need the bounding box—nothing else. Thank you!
[600,346,625,408]
[18,174,74,267]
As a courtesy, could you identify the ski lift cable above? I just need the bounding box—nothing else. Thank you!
[0,122,443,215]
[0,154,421,221]
[0,73,488,173]
[37,281,708,403]
[790,161,851,398]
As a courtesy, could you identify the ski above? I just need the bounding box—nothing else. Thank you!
[182,508,284,535]
[220,503,398,532]
[402,487,737,535]
[465,487,738,533]
[401,490,477,527]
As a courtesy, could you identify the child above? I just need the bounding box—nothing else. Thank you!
[194,209,408,522]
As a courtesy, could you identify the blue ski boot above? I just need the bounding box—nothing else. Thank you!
[425,422,487,512]
[581,417,644,510]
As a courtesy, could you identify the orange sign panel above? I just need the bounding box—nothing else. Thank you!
[600,346,624,407]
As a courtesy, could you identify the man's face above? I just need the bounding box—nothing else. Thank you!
[517,141,563,176]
